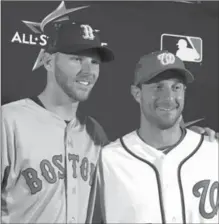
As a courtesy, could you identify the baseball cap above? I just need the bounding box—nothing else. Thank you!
[45,21,114,62]
[134,50,194,85]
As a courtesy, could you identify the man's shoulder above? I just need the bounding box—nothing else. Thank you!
[102,131,136,156]
[84,115,109,147]
[2,98,31,117]
[202,135,218,155]
[186,128,218,146]
[103,138,122,150]
[1,98,45,124]
[186,129,218,158]
[2,98,26,109]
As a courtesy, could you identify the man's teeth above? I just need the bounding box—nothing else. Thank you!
[78,81,89,86]
[158,108,175,111]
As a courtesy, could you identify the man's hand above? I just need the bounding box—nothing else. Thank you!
[189,126,219,142]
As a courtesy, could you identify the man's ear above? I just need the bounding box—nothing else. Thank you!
[42,52,54,71]
[131,85,141,104]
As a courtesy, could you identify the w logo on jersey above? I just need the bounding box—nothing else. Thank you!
[193,179,219,219]
[157,52,175,66]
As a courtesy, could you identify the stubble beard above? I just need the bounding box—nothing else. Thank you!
[55,70,92,102]
[143,108,182,130]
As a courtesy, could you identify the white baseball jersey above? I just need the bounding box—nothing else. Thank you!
[1,98,108,223]
[87,129,219,223]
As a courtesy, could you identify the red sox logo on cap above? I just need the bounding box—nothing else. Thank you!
[157,52,176,66]
[80,24,95,40]
[11,1,91,70]
[11,1,114,71]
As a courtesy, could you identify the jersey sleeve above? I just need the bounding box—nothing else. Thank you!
[1,118,9,184]
[1,106,16,222]
[86,116,110,147]
[1,108,15,189]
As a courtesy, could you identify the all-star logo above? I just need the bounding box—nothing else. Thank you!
[11,32,48,47]
[11,1,89,70]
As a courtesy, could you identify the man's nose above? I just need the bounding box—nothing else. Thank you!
[159,87,175,101]
[81,59,92,73]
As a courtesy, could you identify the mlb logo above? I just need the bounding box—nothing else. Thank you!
[160,33,203,63]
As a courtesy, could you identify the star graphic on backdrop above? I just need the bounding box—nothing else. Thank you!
[184,118,205,128]
[22,1,89,70]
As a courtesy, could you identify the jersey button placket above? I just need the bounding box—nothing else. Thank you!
[65,124,72,223]
[67,138,73,148]
[68,217,75,223]
[66,123,77,223]
[172,216,176,222]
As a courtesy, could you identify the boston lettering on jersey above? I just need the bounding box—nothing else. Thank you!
[193,179,219,219]
[21,153,95,194]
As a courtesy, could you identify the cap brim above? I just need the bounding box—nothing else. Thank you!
[173,68,194,83]
[91,46,115,62]
[50,44,114,62]
[140,67,194,85]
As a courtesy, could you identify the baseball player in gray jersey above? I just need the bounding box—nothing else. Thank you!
[1,3,218,224]
[1,19,114,223]
[86,51,219,223]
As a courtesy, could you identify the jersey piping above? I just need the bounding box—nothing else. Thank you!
[29,96,45,109]
[136,128,187,154]
[120,137,166,223]
[29,96,71,124]
[177,134,204,223]
[120,132,204,224]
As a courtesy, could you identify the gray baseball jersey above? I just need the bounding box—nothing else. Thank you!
[87,129,218,223]
[1,98,108,223]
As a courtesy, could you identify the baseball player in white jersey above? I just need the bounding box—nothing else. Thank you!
[1,4,218,224]
[86,51,219,223]
[1,18,114,223]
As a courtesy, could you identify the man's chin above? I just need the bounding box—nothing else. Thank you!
[72,93,90,102]
[156,118,180,130]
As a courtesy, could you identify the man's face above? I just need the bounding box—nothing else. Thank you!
[134,73,186,130]
[54,51,100,102]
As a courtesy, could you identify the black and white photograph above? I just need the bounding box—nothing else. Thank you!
[1,1,219,223]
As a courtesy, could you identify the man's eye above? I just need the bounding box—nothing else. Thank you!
[155,85,163,90]
[174,84,183,91]
[75,57,82,62]
[92,59,100,65]
[70,56,82,62]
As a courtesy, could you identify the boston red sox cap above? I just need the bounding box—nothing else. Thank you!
[134,50,194,85]
[45,20,114,62]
